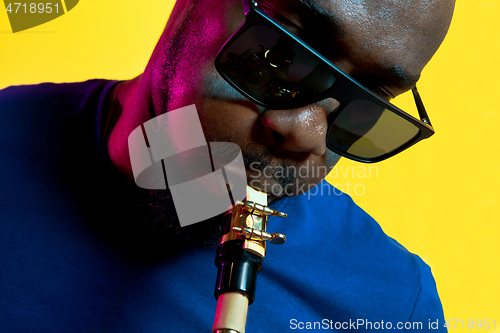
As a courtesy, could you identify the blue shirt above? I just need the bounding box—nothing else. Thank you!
[0,80,446,332]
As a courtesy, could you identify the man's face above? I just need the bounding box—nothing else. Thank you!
[149,0,453,203]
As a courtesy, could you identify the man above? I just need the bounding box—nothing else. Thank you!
[0,0,454,331]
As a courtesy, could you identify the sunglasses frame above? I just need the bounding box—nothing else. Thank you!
[215,0,435,163]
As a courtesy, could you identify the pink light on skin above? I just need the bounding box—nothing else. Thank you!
[146,2,236,117]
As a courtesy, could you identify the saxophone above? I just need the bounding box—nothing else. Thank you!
[212,186,287,333]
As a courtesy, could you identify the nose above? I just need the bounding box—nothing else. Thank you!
[260,98,339,157]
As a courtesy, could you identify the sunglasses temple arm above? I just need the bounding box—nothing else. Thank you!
[241,0,252,15]
[412,87,433,128]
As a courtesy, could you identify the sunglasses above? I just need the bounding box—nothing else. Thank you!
[215,0,435,163]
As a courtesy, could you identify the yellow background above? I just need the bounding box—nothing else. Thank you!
[1,0,498,329]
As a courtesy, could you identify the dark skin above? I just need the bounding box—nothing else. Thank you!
[105,0,454,207]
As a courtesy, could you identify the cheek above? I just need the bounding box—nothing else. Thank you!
[198,94,262,145]
[198,63,264,139]
[202,65,246,101]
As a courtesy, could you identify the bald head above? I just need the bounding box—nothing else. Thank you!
[324,0,455,86]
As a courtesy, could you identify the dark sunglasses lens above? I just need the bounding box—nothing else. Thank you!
[327,99,420,159]
[218,24,336,107]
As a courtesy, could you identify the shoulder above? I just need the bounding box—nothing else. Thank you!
[270,181,445,323]
[0,79,118,151]
[0,79,118,179]
[0,79,114,116]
